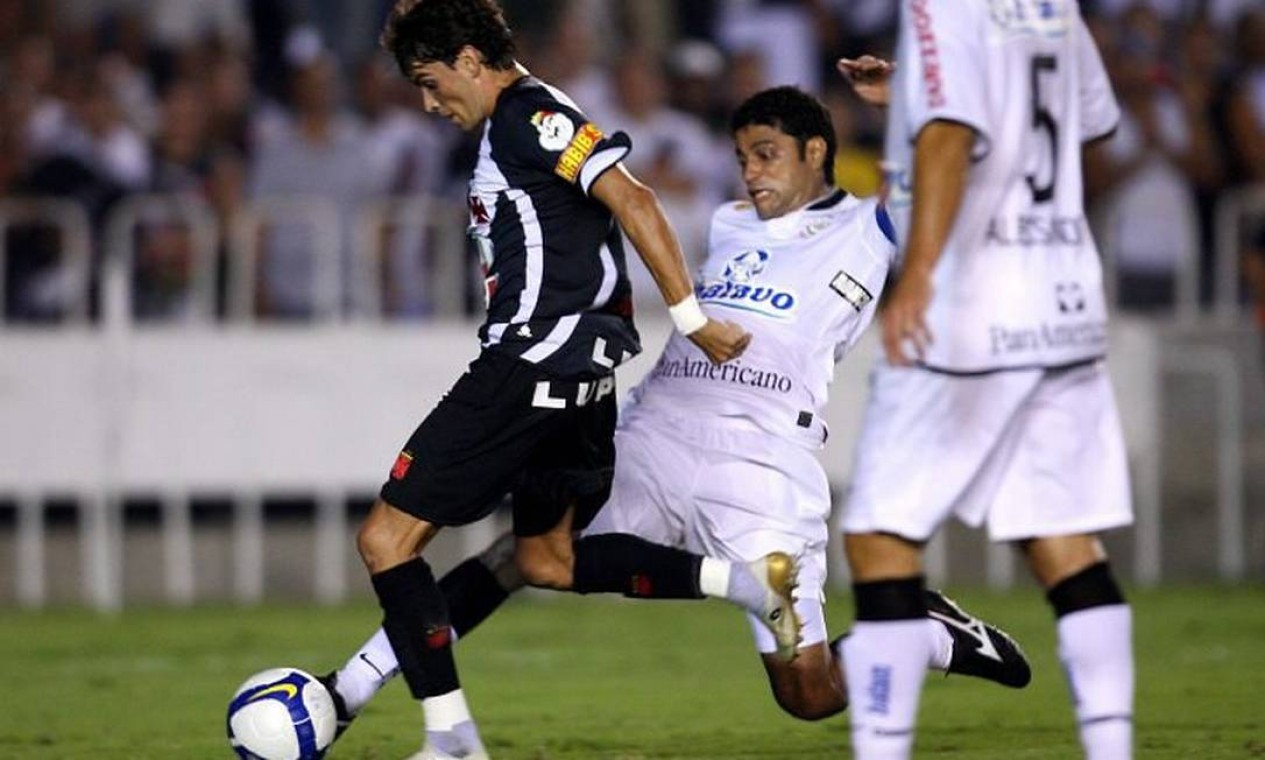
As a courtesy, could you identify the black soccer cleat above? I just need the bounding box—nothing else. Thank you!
[318,671,356,741]
[925,589,1032,688]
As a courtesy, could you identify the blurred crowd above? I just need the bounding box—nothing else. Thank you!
[0,0,1262,322]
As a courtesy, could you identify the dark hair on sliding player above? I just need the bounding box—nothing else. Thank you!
[730,86,837,186]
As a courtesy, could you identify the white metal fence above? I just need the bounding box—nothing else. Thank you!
[0,189,1259,609]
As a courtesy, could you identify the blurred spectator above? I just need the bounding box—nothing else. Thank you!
[822,85,882,198]
[715,0,821,91]
[56,62,152,190]
[1225,8,1265,185]
[355,55,455,317]
[250,52,376,319]
[601,46,720,306]
[1086,4,1220,311]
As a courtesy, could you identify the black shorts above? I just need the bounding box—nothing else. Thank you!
[379,350,616,537]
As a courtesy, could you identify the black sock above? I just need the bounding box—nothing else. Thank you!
[571,533,705,599]
[852,576,928,621]
[439,556,510,638]
[1047,561,1126,618]
[371,557,459,700]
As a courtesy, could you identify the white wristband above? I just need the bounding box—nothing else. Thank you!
[668,294,709,336]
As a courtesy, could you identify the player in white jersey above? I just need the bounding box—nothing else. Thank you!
[836,2,1135,759]
[315,87,1032,747]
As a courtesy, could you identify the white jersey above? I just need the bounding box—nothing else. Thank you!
[884,0,1121,372]
[626,190,895,448]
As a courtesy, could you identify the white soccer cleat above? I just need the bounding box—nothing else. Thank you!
[748,551,803,661]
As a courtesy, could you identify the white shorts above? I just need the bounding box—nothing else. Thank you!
[583,405,831,654]
[839,360,1132,542]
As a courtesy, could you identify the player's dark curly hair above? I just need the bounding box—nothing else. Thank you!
[381,0,517,76]
[730,86,837,186]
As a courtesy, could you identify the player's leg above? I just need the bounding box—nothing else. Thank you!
[1022,534,1133,760]
[325,531,522,735]
[839,363,1046,759]
[358,501,485,759]
[993,362,1134,760]
[838,531,933,758]
[359,352,564,759]
[512,401,802,658]
[753,584,1031,722]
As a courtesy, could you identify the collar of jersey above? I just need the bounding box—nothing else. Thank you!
[764,188,847,239]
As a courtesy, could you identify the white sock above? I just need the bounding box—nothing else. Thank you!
[698,557,731,599]
[422,688,473,732]
[1058,605,1134,760]
[335,628,400,714]
[926,619,954,672]
[843,619,933,760]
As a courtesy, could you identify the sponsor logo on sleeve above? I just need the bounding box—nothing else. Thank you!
[830,270,873,312]
[554,122,605,182]
[531,110,576,152]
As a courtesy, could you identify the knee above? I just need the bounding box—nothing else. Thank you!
[514,545,574,590]
[356,506,412,573]
[771,683,845,721]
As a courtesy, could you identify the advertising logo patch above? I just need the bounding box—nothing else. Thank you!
[699,249,798,319]
[554,122,604,182]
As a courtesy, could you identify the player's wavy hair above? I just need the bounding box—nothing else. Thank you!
[730,86,837,186]
[380,0,517,76]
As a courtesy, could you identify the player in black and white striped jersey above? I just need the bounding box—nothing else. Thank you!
[354,2,790,759]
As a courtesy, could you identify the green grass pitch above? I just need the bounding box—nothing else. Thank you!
[1,586,1261,758]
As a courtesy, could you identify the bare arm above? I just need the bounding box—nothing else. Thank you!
[590,164,750,363]
[881,120,974,365]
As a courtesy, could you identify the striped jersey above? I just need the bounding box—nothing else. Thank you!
[883,0,1121,373]
[628,191,896,449]
[468,76,640,378]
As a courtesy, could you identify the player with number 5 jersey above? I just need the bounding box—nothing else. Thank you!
[880,0,1120,372]
[837,2,1137,759]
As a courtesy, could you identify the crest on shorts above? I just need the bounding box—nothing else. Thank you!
[531,110,575,152]
[390,450,414,480]
[722,250,769,284]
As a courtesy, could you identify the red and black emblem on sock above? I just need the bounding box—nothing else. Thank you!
[629,573,653,597]
[424,624,453,650]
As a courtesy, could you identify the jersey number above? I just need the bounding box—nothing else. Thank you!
[1027,55,1058,204]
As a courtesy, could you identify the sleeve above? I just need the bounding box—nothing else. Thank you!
[491,90,632,196]
[1075,14,1121,143]
[898,0,993,158]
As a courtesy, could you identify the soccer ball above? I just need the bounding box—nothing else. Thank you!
[226,667,337,760]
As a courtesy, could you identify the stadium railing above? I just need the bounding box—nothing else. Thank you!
[0,190,1258,609]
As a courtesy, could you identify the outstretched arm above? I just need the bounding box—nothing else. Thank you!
[591,164,751,364]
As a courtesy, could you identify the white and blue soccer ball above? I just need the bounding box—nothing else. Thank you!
[226,667,337,760]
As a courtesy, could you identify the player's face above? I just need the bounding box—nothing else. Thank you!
[407,56,484,131]
[733,124,827,220]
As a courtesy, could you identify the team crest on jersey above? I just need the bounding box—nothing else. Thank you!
[722,250,768,283]
[531,110,575,152]
[988,0,1070,38]
[699,249,798,319]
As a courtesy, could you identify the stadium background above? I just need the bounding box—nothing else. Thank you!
[0,0,1261,609]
